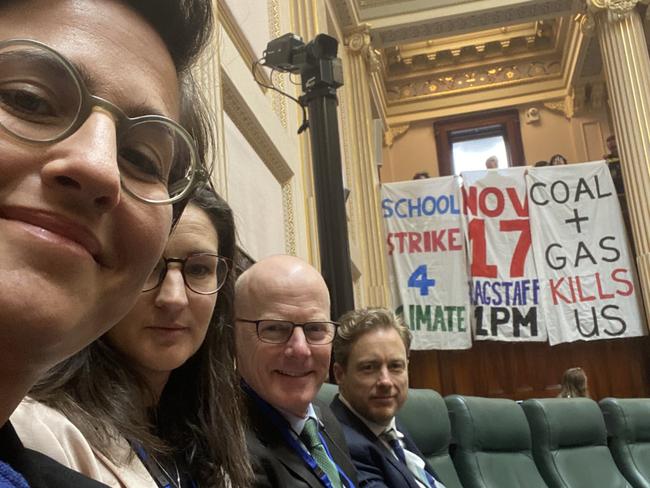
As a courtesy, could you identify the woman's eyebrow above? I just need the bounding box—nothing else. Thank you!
[74,62,168,118]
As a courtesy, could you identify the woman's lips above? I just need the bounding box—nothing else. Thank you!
[0,206,104,264]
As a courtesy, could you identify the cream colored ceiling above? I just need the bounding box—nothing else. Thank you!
[330,0,603,124]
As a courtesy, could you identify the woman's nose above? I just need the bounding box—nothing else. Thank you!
[155,268,189,311]
[41,109,121,212]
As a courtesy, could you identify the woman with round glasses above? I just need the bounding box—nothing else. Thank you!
[0,0,215,486]
[14,187,252,487]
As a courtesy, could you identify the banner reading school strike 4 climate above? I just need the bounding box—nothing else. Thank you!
[381,177,472,350]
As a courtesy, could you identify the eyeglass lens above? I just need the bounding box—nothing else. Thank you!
[0,40,195,204]
[143,254,229,294]
[257,320,336,344]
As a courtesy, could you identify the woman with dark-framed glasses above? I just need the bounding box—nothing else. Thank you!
[14,186,253,488]
[0,0,220,487]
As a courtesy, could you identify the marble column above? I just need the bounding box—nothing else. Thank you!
[343,25,391,307]
[586,0,650,325]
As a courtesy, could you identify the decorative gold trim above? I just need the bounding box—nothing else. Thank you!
[384,124,410,147]
[345,24,383,74]
[282,182,297,255]
[587,0,650,19]
[268,0,288,128]
[543,92,575,119]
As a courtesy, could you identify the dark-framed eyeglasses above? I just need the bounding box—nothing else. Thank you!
[143,253,230,295]
[0,38,199,205]
[236,318,338,345]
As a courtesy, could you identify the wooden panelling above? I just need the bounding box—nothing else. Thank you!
[408,336,650,400]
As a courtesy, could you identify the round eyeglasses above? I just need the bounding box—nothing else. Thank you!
[143,253,230,295]
[236,319,339,345]
[0,38,199,205]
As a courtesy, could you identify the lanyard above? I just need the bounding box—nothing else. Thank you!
[131,441,198,488]
[243,383,355,488]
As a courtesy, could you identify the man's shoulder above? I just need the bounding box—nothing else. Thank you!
[19,448,108,487]
[0,422,106,488]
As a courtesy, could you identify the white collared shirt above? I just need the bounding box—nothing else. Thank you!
[339,395,446,488]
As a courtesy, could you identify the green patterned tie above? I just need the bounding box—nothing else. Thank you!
[300,418,343,488]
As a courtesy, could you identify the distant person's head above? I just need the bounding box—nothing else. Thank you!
[234,255,334,417]
[559,367,589,398]
[606,134,618,157]
[0,0,213,386]
[333,308,411,426]
[413,172,430,180]
[534,160,548,167]
[549,154,568,166]
[485,156,498,169]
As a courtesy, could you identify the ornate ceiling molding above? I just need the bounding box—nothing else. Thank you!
[371,0,582,47]
[386,59,562,102]
[587,0,650,18]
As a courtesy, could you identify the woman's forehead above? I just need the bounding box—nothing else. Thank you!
[0,0,180,119]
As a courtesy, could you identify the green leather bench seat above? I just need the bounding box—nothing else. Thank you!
[600,398,650,488]
[397,388,463,488]
[523,398,632,488]
[445,394,547,488]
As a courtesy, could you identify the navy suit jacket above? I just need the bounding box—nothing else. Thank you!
[244,394,358,488]
[330,395,440,488]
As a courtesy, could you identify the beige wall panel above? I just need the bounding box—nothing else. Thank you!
[519,107,577,165]
[579,120,606,162]
[224,0,271,62]
[224,113,286,260]
[380,121,439,183]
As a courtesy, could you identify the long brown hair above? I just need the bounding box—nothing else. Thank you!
[558,367,589,398]
[30,186,252,487]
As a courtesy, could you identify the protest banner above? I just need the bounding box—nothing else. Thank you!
[461,167,546,341]
[381,177,472,350]
[527,161,646,345]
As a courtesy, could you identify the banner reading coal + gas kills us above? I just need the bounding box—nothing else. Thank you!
[527,161,645,345]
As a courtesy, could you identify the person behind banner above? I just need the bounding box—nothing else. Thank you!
[558,367,590,398]
[331,308,445,488]
[234,255,358,488]
[549,154,568,166]
[485,156,498,169]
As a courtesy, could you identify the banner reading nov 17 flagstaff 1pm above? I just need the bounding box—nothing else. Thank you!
[381,176,472,350]
[461,167,546,342]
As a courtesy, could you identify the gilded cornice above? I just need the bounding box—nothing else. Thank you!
[386,59,562,103]
[587,0,650,18]
[345,24,384,74]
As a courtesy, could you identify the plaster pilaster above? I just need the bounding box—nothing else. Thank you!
[588,0,650,325]
[343,25,391,307]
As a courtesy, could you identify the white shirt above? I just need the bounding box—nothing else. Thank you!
[339,395,446,488]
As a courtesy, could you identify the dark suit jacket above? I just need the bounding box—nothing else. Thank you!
[0,422,108,487]
[244,395,358,487]
[330,395,439,488]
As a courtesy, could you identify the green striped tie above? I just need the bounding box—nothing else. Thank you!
[300,418,343,488]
